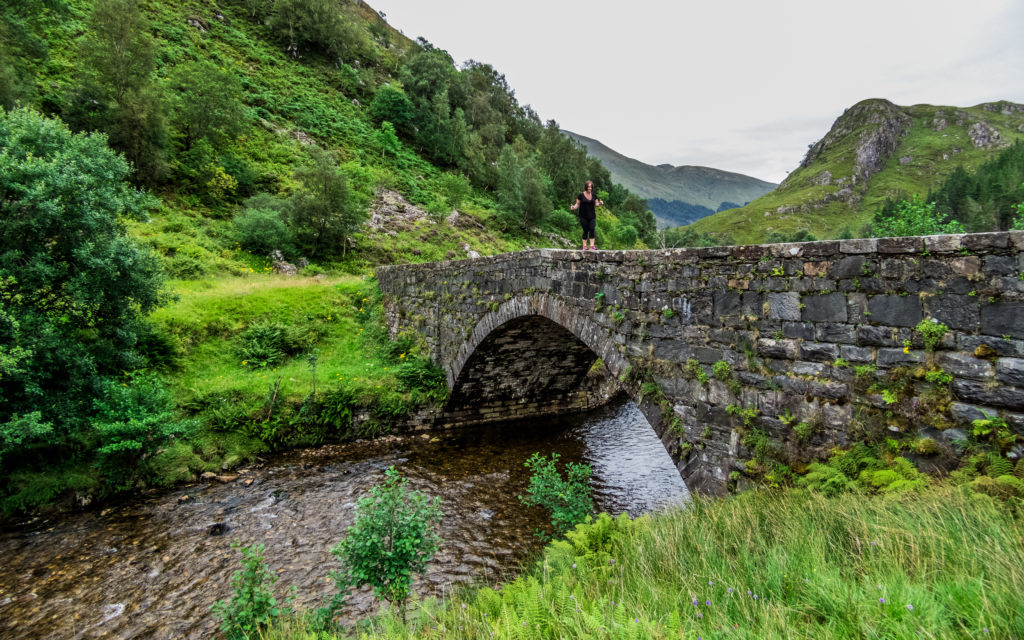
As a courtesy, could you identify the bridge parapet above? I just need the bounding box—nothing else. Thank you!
[378,232,1024,494]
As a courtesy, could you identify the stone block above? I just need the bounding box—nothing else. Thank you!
[984,255,1018,276]
[768,292,801,320]
[949,256,981,277]
[962,232,1009,251]
[713,290,741,316]
[847,292,869,323]
[792,361,827,376]
[783,322,815,340]
[935,352,994,380]
[923,234,963,253]
[878,348,924,367]
[801,292,847,322]
[981,301,1024,339]
[957,335,1024,358]
[867,294,923,327]
[953,379,1024,410]
[950,402,988,424]
[801,342,839,363]
[839,238,877,254]
[758,338,798,359]
[996,358,1024,387]
[834,255,866,278]
[840,345,875,362]
[816,323,857,344]
[857,324,898,346]
[877,236,923,253]
[924,294,979,331]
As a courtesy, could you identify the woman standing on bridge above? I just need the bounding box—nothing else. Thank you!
[570,180,604,251]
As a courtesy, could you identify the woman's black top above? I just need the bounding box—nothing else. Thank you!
[577,193,597,219]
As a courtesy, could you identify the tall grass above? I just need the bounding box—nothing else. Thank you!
[269,486,1024,639]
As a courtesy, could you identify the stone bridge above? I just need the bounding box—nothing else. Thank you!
[377,232,1024,494]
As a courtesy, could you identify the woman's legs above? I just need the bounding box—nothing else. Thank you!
[581,218,596,250]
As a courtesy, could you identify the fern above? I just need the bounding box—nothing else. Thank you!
[985,452,1013,477]
[797,462,858,496]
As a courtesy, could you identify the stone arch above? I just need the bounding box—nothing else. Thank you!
[442,294,630,427]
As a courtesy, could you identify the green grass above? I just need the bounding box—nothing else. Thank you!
[266,486,1024,639]
[144,274,443,481]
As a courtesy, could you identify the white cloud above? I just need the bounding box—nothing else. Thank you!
[372,0,1024,183]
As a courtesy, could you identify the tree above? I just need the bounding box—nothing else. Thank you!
[167,60,248,150]
[496,145,524,227]
[872,195,964,237]
[375,120,400,158]
[368,84,415,137]
[290,149,367,258]
[71,0,168,184]
[331,467,442,622]
[0,107,163,483]
[213,544,293,639]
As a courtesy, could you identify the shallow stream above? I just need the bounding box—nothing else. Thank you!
[0,398,688,639]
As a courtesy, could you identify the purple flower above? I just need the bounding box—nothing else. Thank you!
[692,597,698,606]
[572,563,577,569]
[747,590,752,595]
[907,604,914,611]
[634,618,638,623]
[461,603,466,609]
[879,597,886,604]
[728,587,734,594]
[609,558,615,565]
[697,612,703,619]
[709,580,714,586]
[706,600,711,606]
[570,595,575,600]
[753,594,758,600]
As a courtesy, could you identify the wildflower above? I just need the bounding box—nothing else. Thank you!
[753,594,758,600]
[709,580,714,586]
[242,360,248,365]
[572,563,577,569]
[697,612,703,619]
[706,600,711,606]
[461,603,466,609]
[879,597,885,604]
[728,587,733,594]
[747,590,752,595]
[609,558,615,565]
[692,597,698,606]
[907,604,914,611]
[903,346,910,354]
[634,618,638,623]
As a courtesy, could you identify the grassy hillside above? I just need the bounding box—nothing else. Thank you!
[687,99,1024,244]
[563,129,777,226]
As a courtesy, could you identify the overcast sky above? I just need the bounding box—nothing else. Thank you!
[370,0,1024,184]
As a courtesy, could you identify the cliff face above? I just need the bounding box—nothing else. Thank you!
[688,99,1024,243]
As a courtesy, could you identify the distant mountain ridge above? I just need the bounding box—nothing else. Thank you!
[687,98,1024,243]
[562,130,777,227]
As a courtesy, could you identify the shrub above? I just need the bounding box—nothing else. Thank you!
[914,318,949,352]
[212,543,294,639]
[872,195,964,237]
[519,452,594,539]
[330,466,442,622]
[233,207,295,257]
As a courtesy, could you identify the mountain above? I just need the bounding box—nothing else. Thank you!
[687,98,1024,244]
[562,130,777,227]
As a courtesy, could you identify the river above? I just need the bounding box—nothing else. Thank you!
[0,398,689,639]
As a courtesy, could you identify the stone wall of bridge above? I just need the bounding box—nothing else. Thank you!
[377,232,1024,494]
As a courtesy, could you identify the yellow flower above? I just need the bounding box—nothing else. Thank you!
[903,346,910,354]
[399,353,406,359]
[242,360,248,365]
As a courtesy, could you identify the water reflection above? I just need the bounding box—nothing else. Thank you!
[0,398,688,639]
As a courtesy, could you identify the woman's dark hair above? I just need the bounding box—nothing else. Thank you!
[584,180,594,191]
